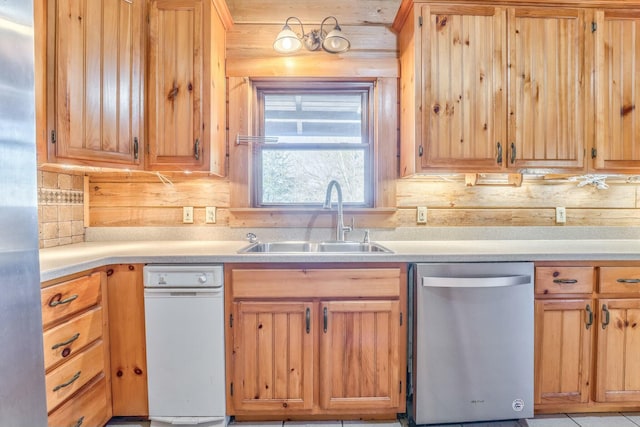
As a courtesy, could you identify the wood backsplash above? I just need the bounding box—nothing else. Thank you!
[88,173,640,228]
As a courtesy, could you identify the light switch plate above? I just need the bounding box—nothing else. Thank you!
[417,206,428,224]
[205,207,216,224]
[183,206,194,224]
[555,207,566,224]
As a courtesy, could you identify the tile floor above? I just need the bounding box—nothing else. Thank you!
[106,414,640,427]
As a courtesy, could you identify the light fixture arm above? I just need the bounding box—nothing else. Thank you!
[283,16,305,40]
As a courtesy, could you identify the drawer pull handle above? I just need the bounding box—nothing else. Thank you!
[602,304,610,330]
[585,304,593,329]
[617,278,640,284]
[51,333,80,350]
[553,279,578,284]
[305,308,310,334]
[74,416,84,427]
[53,371,81,392]
[48,293,79,307]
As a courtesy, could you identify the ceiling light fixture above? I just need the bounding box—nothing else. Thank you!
[273,16,350,54]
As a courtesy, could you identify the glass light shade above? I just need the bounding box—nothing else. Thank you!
[273,27,302,53]
[322,28,350,53]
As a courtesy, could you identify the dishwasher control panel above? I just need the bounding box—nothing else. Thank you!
[144,265,223,288]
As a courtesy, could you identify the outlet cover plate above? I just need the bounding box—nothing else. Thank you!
[205,207,216,224]
[183,206,194,224]
[417,207,427,224]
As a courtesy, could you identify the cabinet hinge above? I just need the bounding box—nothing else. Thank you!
[146,142,150,155]
[400,312,403,326]
[591,21,597,33]
[400,380,402,394]
[229,313,233,328]
[230,382,234,396]
[418,145,424,157]
[591,147,597,159]
[419,16,423,27]
[50,130,56,144]
[133,137,139,160]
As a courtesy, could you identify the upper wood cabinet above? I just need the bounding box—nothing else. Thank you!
[397,3,589,174]
[508,8,588,171]
[593,10,640,172]
[147,0,229,174]
[48,0,144,168]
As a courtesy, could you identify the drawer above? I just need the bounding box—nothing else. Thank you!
[600,267,640,294]
[231,268,401,299]
[535,267,595,295]
[47,375,110,427]
[43,306,103,371]
[45,340,105,413]
[42,273,101,328]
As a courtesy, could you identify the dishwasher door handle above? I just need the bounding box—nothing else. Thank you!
[422,275,531,288]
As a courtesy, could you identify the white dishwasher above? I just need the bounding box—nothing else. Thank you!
[412,262,534,425]
[144,265,226,427]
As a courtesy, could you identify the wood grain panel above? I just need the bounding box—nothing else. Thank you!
[226,0,401,25]
[396,179,636,208]
[508,8,586,170]
[534,299,593,405]
[52,0,142,167]
[233,301,314,411]
[420,5,507,171]
[47,375,110,427]
[594,10,640,172]
[596,299,640,402]
[41,272,102,329]
[226,24,397,59]
[107,264,148,416]
[320,300,400,410]
[147,0,208,171]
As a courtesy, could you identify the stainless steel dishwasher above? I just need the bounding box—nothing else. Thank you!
[411,262,534,425]
[144,265,226,427]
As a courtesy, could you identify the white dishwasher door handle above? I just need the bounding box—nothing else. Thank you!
[422,274,531,288]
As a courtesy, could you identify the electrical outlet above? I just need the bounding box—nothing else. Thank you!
[183,206,194,224]
[555,207,566,224]
[205,206,217,224]
[417,206,428,224]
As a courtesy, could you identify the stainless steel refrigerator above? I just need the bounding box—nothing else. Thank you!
[0,1,48,426]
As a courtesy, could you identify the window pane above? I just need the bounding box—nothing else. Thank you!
[261,149,366,205]
[264,94,363,143]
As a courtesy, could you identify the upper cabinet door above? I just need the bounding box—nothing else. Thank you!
[420,5,508,171]
[508,8,588,171]
[52,0,143,167]
[147,0,208,171]
[593,10,640,172]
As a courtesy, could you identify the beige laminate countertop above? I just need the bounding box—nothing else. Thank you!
[39,239,640,282]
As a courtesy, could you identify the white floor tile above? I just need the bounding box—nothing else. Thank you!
[343,422,401,427]
[285,422,342,427]
[523,414,578,427]
[464,420,524,427]
[568,413,637,427]
[622,413,640,426]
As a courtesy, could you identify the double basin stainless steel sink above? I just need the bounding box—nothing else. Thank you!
[238,240,393,254]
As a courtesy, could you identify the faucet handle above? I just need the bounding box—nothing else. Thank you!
[246,232,258,243]
[363,229,370,243]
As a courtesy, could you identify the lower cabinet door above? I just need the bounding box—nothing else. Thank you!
[47,375,110,427]
[534,299,593,405]
[596,298,640,402]
[231,301,315,412]
[319,300,402,411]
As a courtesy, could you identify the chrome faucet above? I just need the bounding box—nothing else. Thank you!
[323,180,352,241]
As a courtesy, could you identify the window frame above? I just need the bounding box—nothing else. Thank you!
[253,81,375,208]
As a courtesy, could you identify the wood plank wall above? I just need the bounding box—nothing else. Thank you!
[88,174,640,228]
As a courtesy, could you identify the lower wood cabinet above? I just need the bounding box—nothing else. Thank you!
[225,264,407,420]
[41,270,112,427]
[535,263,640,414]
